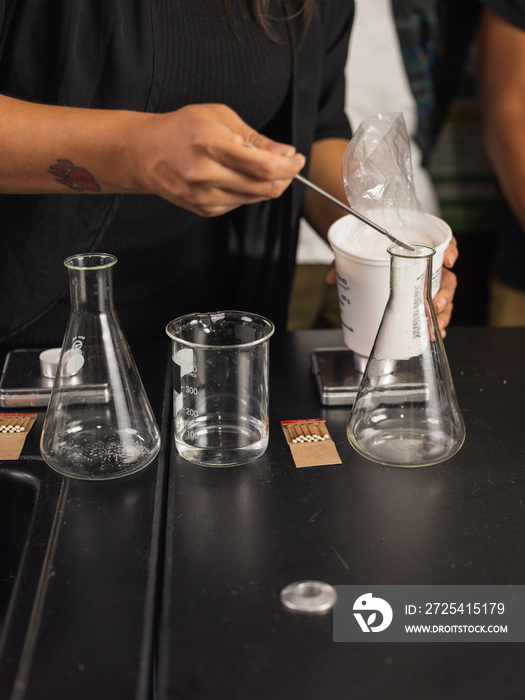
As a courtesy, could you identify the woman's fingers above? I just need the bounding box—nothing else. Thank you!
[443,236,459,268]
[134,104,305,215]
[433,267,457,336]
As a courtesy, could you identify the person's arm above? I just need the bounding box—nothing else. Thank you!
[301,137,349,238]
[479,6,525,231]
[0,96,305,216]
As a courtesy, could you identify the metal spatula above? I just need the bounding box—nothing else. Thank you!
[294,173,414,251]
[242,140,414,251]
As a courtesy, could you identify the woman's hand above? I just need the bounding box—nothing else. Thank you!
[129,103,306,216]
[325,234,460,337]
[433,236,458,337]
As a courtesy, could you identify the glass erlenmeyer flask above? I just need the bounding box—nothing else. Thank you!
[40,253,161,480]
[347,243,465,467]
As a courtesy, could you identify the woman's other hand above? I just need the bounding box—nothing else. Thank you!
[325,234,459,337]
[433,236,458,337]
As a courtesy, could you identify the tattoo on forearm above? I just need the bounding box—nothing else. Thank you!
[48,159,101,192]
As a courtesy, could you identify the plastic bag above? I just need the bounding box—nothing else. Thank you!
[342,112,426,237]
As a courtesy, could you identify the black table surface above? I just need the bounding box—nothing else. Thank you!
[159,327,525,700]
[0,341,169,700]
[2,327,525,699]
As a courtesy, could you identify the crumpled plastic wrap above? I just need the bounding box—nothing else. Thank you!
[342,112,427,237]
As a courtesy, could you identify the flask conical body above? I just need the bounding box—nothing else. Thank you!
[40,253,161,479]
[347,244,465,467]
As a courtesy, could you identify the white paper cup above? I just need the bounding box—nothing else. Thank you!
[328,213,452,361]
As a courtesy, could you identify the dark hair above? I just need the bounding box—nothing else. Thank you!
[225,0,316,40]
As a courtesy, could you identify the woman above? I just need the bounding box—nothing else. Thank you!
[0,1,455,348]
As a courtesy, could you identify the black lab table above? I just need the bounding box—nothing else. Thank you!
[159,327,525,700]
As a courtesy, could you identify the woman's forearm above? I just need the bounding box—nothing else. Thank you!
[0,95,142,194]
[302,137,349,239]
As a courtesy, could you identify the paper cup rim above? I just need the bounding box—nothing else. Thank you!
[328,213,452,265]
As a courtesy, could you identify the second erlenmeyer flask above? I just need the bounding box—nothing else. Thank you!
[40,253,161,480]
[347,244,465,467]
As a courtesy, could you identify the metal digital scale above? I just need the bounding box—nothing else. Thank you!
[0,348,108,408]
[310,347,364,406]
[0,349,55,407]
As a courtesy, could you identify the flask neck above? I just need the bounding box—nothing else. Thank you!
[371,244,436,361]
[389,245,434,303]
[65,253,117,313]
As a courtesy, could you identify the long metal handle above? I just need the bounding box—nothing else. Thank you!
[294,174,414,252]
[242,141,414,252]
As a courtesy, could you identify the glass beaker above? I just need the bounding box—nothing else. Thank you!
[166,311,275,468]
[40,253,161,480]
[347,244,465,467]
